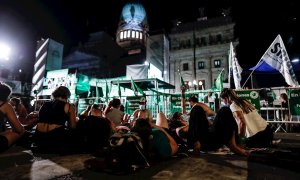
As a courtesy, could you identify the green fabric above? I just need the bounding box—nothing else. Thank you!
[76,74,90,94]
[214,69,224,90]
[151,128,172,159]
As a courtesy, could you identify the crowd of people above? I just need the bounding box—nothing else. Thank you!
[0,82,277,163]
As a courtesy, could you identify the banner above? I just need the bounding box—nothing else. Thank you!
[288,89,300,116]
[170,93,197,114]
[229,42,243,89]
[250,35,299,87]
[126,96,143,115]
[235,90,260,110]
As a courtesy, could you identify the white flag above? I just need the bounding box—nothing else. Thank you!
[259,35,299,87]
[229,42,243,89]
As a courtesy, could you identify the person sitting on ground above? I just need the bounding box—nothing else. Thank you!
[162,112,189,144]
[132,97,153,125]
[9,97,28,124]
[180,87,249,156]
[220,88,274,148]
[32,86,77,154]
[181,87,212,154]
[209,106,250,156]
[76,104,113,152]
[0,82,25,153]
[104,98,126,127]
[131,118,178,160]
[9,97,38,129]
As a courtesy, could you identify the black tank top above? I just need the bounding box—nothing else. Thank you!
[38,100,69,126]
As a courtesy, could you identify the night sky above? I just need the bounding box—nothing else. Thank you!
[0,0,299,77]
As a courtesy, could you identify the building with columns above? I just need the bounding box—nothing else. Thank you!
[169,16,238,92]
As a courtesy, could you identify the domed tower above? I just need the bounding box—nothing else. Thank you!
[116,1,149,54]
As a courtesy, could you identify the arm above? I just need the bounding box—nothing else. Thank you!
[233,111,247,137]
[67,103,77,129]
[151,123,178,155]
[103,101,112,117]
[228,131,250,156]
[197,102,215,117]
[5,103,25,135]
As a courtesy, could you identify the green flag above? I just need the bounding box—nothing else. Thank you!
[179,73,185,87]
[131,77,145,96]
[131,77,137,96]
[214,69,224,90]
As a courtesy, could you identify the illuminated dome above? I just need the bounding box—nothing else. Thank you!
[116,2,149,51]
[120,2,148,31]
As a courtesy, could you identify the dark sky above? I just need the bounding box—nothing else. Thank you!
[0,0,299,74]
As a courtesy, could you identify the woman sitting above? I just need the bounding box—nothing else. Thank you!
[0,82,25,153]
[33,86,77,154]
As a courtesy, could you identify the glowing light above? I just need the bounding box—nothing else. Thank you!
[193,80,197,85]
[0,43,11,60]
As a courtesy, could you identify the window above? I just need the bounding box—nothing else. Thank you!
[198,61,204,69]
[183,63,189,71]
[139,32,143,39]
[120,31,124,40]
[132,30,135,38]
[136,31,139,39]
[216,34,222,43]
[124,31,127,39]
[214,59,221,68]
[201,37,207,46]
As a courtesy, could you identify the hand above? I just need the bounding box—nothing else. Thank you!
[193,141,201,154]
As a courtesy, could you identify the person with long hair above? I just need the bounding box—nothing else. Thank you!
[220,88,273,147]
[33,86,77,154]
[0,82,25,153]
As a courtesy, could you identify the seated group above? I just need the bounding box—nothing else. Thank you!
[0,83,274,161]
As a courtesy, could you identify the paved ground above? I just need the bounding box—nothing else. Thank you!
[0,133,300,180]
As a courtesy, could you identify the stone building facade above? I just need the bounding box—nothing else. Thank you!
[169,16,238,92]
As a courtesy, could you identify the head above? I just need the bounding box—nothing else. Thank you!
[279,93,288,103]
[139,97,147,110]
[89,104,102,117]
[110,98,121,108]
[220,88,255,113]
[220,88,236,105]
[188,96,198,107]
[9,97,21,109]
[52,86,71,100]
[0,82,12,102]
[170,112,183,122]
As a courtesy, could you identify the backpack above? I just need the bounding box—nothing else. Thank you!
[105,132,150,173]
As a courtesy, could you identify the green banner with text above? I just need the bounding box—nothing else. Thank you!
[235,90,260,110]
[288,89,300,115]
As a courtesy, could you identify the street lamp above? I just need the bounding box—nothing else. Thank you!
[199,80,203,90]
[292,58,299,63]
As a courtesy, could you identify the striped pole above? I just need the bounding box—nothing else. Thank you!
[31,38,49,96]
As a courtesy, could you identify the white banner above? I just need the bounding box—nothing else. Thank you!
[260,35,299,87]
[229,42,243,89]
